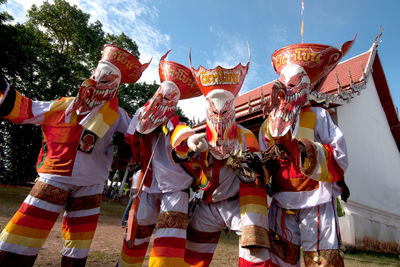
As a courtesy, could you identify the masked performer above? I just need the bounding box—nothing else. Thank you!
[258,37,355,266]
[172,47,272,267]
[0,44,149,266]
[118,50,202,267]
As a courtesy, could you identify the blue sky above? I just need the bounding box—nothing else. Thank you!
[1,0,399,120]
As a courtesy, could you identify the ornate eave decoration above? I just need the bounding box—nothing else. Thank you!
[309,27,383,108]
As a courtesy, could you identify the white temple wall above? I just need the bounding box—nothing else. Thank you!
[336,75,400,253]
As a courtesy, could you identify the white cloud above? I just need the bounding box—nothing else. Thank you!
[178,95,206,122]
[212,31,259,94]
[74,0,170,84]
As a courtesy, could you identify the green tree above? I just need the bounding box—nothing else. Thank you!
[0,0,187,185]
[105,32,140,58]
[26,0,105,99]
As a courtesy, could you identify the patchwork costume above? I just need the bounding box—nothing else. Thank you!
[177,48,272,266]
[258,38,355,266]
[118,51,201,267]
[0,45,149,266]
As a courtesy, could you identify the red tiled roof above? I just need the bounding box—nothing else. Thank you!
[235,50,372,109]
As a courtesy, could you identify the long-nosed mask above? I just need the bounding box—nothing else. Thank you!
[70,44,150,115]
[136,81,180,134]
[268,64,310,137]
[72,62,121,115]
[205,89,237,159]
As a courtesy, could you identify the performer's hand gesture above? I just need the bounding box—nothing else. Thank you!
[187,133,208,152]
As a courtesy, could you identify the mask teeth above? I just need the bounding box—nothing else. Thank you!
[278,89,307,122]
[87,98,102,108]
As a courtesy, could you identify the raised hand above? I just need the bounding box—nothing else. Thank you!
[187,132,208,152]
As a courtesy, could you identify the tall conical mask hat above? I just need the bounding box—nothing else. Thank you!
[189,45,250,98]
[159,50,202,99]
[271,34,356,90]
[101,44,151,84]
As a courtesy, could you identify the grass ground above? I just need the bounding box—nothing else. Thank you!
[0,185,399,266]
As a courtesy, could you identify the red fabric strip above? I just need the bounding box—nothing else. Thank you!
[18,202,60,221]
[152,237,186,248]
[239,185,268,198]
[12,212,56,230]
[122,240,149,257]
[323,144,344,183]
[187,224,221,243]
[62,214,99,226]
[184,249,213,266]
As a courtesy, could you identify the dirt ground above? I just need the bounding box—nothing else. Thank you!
[0,185,399,266]
[4,215,126,267]
[0,214,238,267]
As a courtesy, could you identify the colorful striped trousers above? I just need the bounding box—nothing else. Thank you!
[268,199,343,267]
[185,198,273,267]
[0,177,103,267]
[118,191,189,267]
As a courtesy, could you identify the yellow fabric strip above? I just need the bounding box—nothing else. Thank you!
[314,143,330,182]
[170,124,194,148]
[149,257,189,267]
[62,230,95,241]
[120,252,145,265]
[83,99,119,138]
[5,222,50,239]
[0,229,46,248]
[259,118,269,142]
[296,127,314,141]
[99,100,119,126]
[84,112,111,138]
[241,126,259,151]
[239,195,267,207]
[62,238,92,250]
[296,108,316,140]
[49,97,74,112]
[240,204,268,216]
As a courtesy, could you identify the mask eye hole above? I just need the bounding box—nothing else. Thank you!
[222,110,227,115]
[213,111,218,115]
[287,83,295,88]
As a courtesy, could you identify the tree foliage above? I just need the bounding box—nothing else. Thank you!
[0,0,168,185]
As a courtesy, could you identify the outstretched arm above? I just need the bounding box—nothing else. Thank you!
[0,76,53,125]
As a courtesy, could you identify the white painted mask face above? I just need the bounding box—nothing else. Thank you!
[205,89,237,159]
[136,81,180,134]
[269,64,310,137]
[73,61,121,115]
